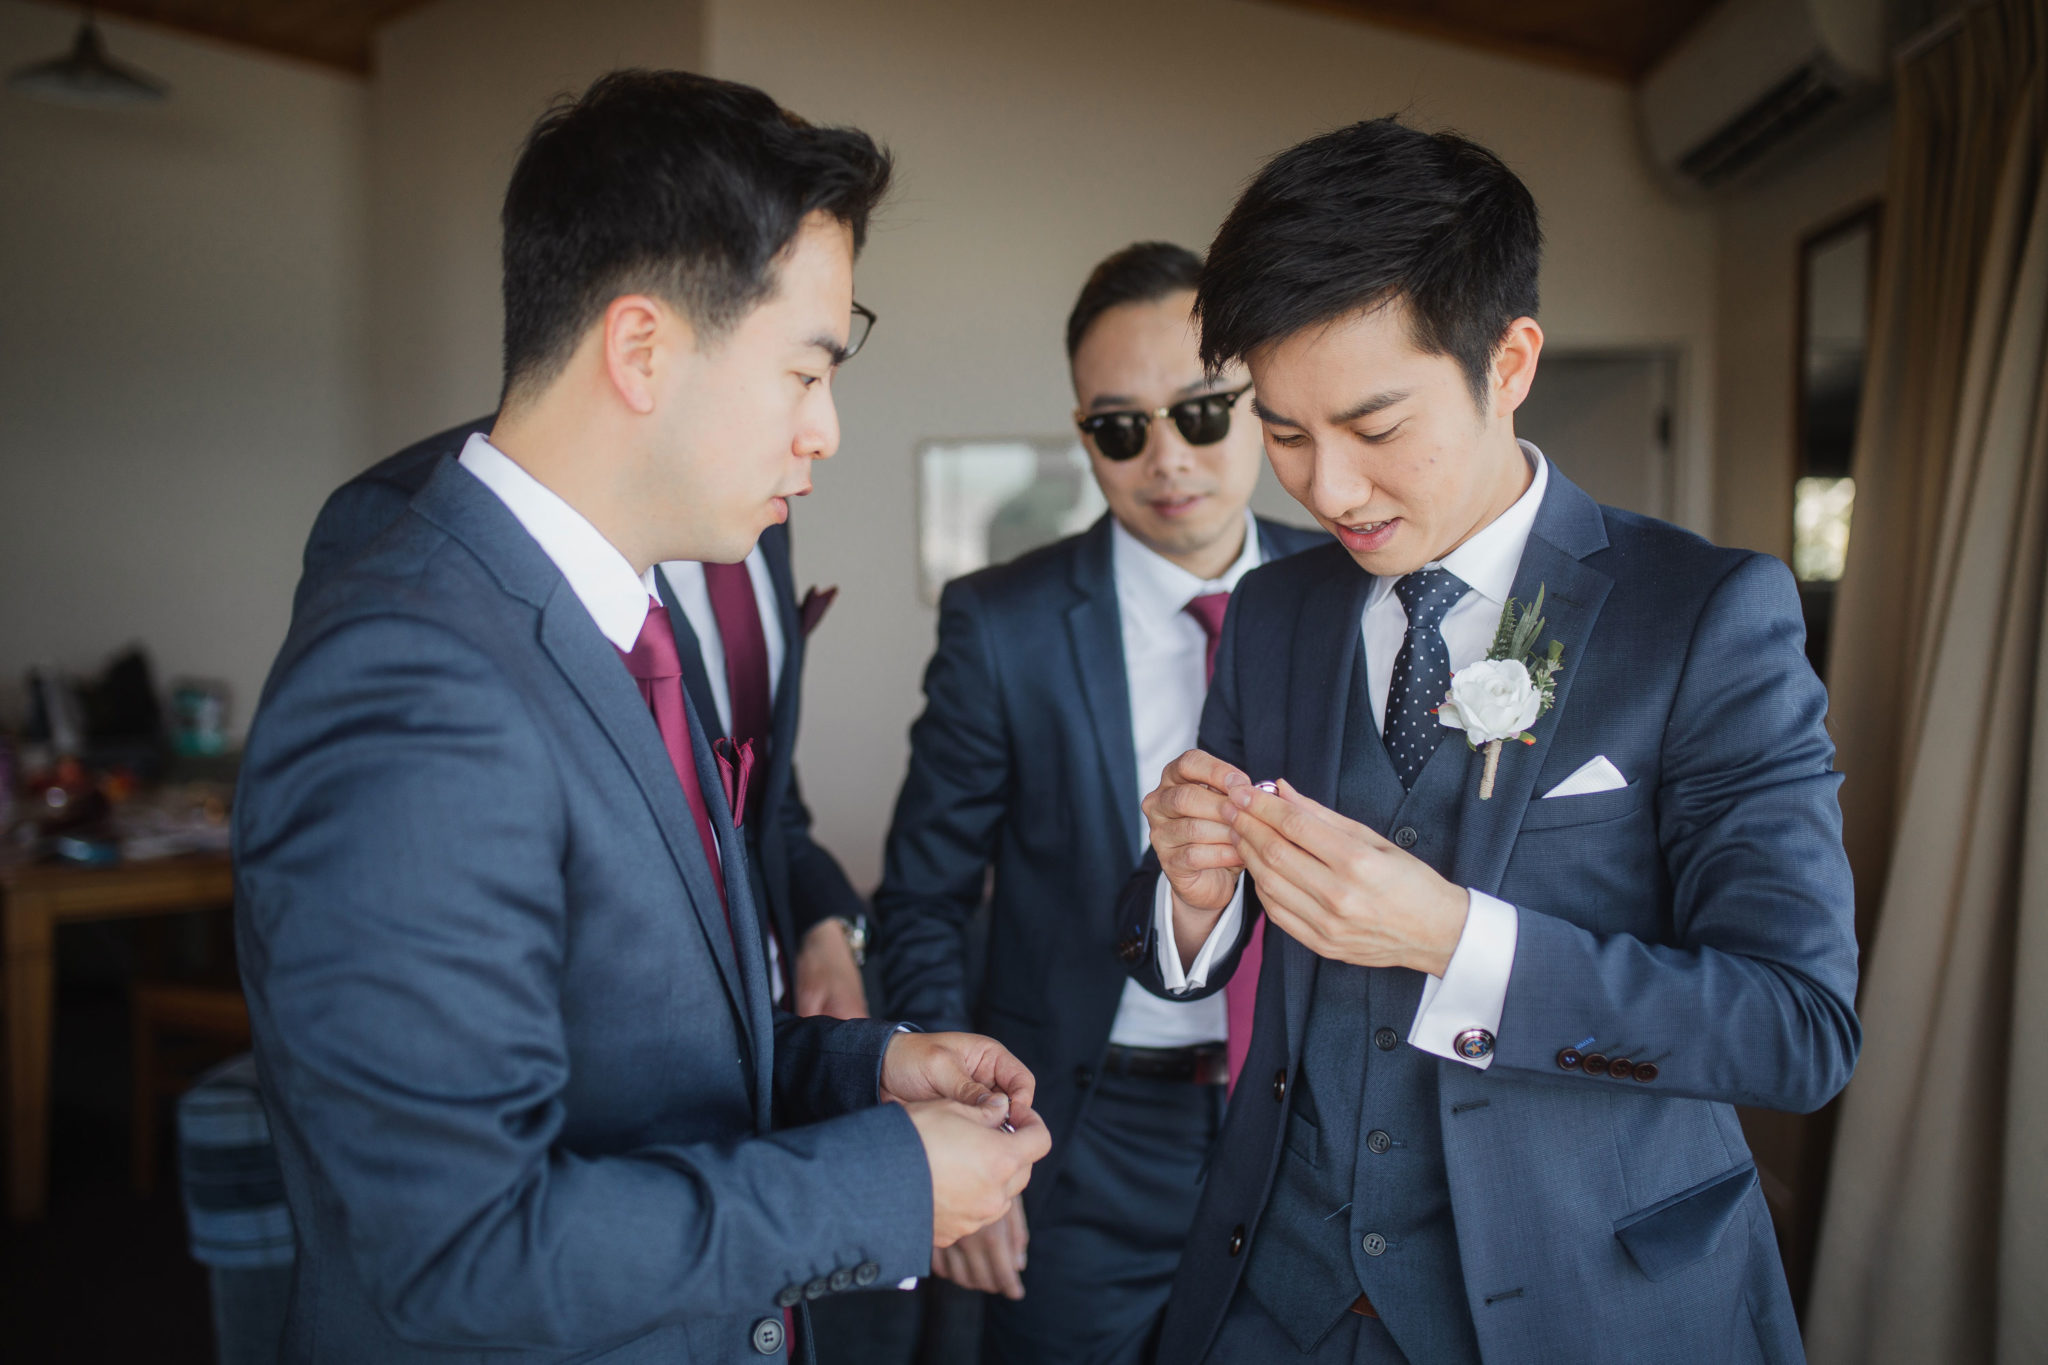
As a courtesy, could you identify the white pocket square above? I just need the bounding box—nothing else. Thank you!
[1542,756,1627,799]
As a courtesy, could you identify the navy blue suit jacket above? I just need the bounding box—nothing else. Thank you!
[239,458,928,1362]
[294,418,865,959]
[876,513,1323,1209]
[1122,467,1859,1363]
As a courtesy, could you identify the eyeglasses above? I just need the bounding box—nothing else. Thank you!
[1075,384,1252,462]
[844,302,877,362]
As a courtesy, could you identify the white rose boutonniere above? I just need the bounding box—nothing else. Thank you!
[1437,586,1565,799]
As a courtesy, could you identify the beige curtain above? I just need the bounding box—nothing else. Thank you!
[1807,1,2048,1361]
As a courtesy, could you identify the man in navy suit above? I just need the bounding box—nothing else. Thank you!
[1121,120,1860,1363]
[237,71,1048,1365]
[876,243,1323,1364]
[298,418,874,1024]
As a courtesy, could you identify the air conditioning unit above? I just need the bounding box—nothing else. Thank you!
[1641,0,1889,191]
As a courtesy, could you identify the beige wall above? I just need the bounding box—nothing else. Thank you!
[368,0,705,451]
[705,0,1719,886]
[1712,109,1892,557]
[0,2,368,733]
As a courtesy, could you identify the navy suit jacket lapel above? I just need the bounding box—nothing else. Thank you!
[1279,554,1374,1060]
[655,572,724,745]
[1448,468,1614,896]
[412,463,758,1058]
[687,690,775,1121]
[758,524,803,814]
[1065,517,1144,861]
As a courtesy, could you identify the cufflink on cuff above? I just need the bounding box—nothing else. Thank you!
[1454,1028,1495,1060]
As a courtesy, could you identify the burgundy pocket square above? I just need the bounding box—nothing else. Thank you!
[798,585,838,638]
[712,737,755,827]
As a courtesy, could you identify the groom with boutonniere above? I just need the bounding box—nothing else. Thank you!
[1117,117,1860,1364]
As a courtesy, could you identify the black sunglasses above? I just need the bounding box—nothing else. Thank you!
[1075,384,1252,462]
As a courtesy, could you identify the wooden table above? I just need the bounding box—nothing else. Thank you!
[2,851,235,1221]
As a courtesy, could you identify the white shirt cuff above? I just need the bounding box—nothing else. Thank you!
[1407,889,1518,1069]
[1155,872,1247,993]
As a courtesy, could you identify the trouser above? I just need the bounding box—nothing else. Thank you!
[983,1069,1224,1365]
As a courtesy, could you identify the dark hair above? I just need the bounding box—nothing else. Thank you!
[1196,118,1541,405]
[1065,241,1204,361]
[499,69,892,400]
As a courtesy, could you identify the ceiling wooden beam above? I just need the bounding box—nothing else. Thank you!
[73,1,436,74]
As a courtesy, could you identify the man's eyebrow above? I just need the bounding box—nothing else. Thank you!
[1250,397,1300,426]
[1332,391,1410,424]
[1087,393,1138,412]
[804,334,851,367]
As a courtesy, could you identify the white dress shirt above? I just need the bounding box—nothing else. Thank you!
[457,434,659,647]
[1155,443,1551,1070]
[1105,510,1263,1049]
[659,555,786,735]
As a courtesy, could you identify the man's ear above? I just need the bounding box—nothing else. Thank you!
[1491,316,1545,420]
[602,294,693,415]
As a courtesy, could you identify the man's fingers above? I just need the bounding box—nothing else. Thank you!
[1173,839,1247,872]
[1273,779,1394,851]
[1149,781,1238,825]
[1161,749,1251,794]
[1154,815,1236,852]
[1229,785,1356,865]
[1231,810,1345,906]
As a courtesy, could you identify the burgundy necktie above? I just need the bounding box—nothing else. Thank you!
[1184,592,1260,1094]
[617,600,729,927]
[703,562,772,769]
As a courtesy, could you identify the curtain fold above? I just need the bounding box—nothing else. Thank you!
[1806,2,2048,1359]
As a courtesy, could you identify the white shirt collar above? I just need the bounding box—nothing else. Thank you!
[456,432,658,650]
[1368,440,1549,611]
[1110,509,1264,619]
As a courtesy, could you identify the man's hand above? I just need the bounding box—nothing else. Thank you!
[1227,780,1468,975]
[1141,749,1251,970]
[885,1032,1049,1247]
[793,918,868,1019]
[904,1100,1049,1249]
[930,1201,1029,1299]
[880,1031,1037,1118]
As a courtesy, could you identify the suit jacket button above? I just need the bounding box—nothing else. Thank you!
[1581,1053,1609,1077]
[853,1260,881,1287]
[1362,1232,1388,1256]
[1393,826,1419,849]
[1374,1028,1399,1051]
[804,1276,829,1300]
[751,1316,785,1355]
[1607,1056,1634,1079]
[1632,1061,1660,1083]
[1272,1069,1288,1102]
[774,1284,803,1308]
[1556,1048,1583,1071]
[828,1267,854,1293]
[1366,1129,1392,1155]
[1228,1225,1246,1257]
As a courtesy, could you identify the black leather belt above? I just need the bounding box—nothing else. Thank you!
[1100,1043,1230,1086]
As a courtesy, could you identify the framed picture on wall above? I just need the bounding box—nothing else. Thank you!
[915,437,1106,602]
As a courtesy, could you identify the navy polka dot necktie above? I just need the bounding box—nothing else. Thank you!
[1384,568,1471,790]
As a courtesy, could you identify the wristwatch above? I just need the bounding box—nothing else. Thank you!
[830,914,869,967]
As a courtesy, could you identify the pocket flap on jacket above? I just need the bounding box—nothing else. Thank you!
[1613,1161,1757,1282]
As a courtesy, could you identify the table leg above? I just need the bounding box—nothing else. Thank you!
[5,889,55,1222]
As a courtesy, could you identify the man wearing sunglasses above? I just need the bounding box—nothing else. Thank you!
[877,242,1323,1364]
